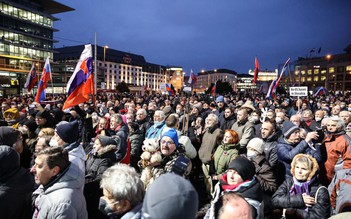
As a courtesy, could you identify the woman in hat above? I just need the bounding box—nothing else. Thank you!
[205,156,264,219]
[272,154,331,219]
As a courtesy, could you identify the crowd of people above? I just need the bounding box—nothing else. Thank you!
[1,91,351,219]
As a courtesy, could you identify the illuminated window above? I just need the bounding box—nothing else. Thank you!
[314,76,319,81]
[301,70,306,75]
[307,77,312,82]
[314,69,319,74]
[329,67,335,73]
[321,69,326,74]
[346,66,351,71]
[308,70,312,75]
[321,76,326,81]
[301,77,305,82]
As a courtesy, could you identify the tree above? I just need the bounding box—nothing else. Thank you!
[116,81,130,93]
[205,80,233,95]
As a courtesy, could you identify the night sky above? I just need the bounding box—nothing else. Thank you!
[54,0,351,74]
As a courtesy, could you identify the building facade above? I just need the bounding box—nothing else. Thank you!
[293,45,351,93]
[194,68,237,92]
[0,0,73,95]
[54,45,168,94]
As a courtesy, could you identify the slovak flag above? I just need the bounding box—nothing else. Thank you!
[166,83,175,96]
[253,57,259,84]
[188,69,197,85]
[63,44,93,110]
[24,63,37,92]
[211,81,217,96]
[35,57,51,103]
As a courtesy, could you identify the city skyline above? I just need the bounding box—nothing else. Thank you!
[54,0,351,74]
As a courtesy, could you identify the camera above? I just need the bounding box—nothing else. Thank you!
[171,156,191,176]
[313,128,325,143]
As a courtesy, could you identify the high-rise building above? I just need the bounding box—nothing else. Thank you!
[0,0,73,95]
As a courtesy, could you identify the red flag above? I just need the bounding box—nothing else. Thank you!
[35,57,51,103]
[253,57,259,83]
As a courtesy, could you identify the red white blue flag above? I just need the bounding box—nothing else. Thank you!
[35,57,51,103]
[211,81,217,96]
[63,44,93,110]
[166,83,175,96]
[24,63,37,92]
[253,57,259,83]
[188,69,197,85]
[272,58,290,93]
[266,79,277,99]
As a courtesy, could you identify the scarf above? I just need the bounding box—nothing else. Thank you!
[220,173,251,191]
[290,177,315,212]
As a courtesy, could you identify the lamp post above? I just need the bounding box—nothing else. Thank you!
[325,54,331,90]
[103,45,108,89]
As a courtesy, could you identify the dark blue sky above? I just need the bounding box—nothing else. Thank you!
[54,0,351,74]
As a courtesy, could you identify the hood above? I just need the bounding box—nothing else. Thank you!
[67,143,86,162]
[221,142,240,150]
[290,154,319,181]
[0,145,20,178]
[96,144,116,156]
[142,173,198,219]
[45,162,84,194]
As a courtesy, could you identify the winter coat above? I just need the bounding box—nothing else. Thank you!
[145,121,166,139]
[276,137,322,179]
[272,177,331,219]
[0,146,35,219]
[323,131,351,182]
[231,119,254,152]
[262,130,281,168]
[220,114,236,131]
[33,163,88,219]
[85,145,117,183]
[214,108,225,127]
[120,202,142,219]
[111,123,129,160]
[205,176,264,219]
[137,118,152,137]
[198,124,222,164]
[65,141,86,183]
[129,129,144,170]
[251,154,277,195]
[212,142,239,178]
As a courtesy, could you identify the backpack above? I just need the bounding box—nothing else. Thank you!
[328,168,351,214]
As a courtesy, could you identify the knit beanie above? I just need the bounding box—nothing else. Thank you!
[24,120,38,133]
[142,173,199,219]
[161,128,179,147]
[282,121,300,137]
[228,156,256,181]
[0,146,20,177]
[97,135,118,147]
[55,121,79,144]
[0,127,20,146]
[247,137,264,154]
[216,96,224,103]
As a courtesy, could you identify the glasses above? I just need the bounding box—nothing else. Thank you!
[161,140,175,146]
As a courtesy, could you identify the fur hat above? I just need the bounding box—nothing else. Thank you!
[55,121,79,144]
[240,100,256,111]
[228,156,256,181]
[216,96,224,103]
[290,154,319,181]
[161,128,178,147]
[282,121,300,137]
[0,127,20,146]
[247,137,264,154]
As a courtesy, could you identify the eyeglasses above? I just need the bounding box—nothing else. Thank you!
[161,140,175,146]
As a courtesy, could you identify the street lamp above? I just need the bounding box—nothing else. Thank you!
[103,45,108,89]
[325,54,331,90]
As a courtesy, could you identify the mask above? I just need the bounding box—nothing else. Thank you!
[247,151,257,160]
[154,121,161,126]
[275,117,283,124]
[315,117,322,122]
[176,109,181,114]
[98,197,116,216]
[348,108,351,111]
[251,116,259,123]
[49,138,59,147]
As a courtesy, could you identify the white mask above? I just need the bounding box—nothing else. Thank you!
[49,137,59,147]
[247,150,257,160]
[275,117,283,124]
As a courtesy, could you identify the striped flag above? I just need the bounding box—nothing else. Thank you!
[24,63,37,92]
[35,57,51,103]
[253,57,259,83]
[166,83,175,95]
[266,79,277,99]
[188,69,197,85]
[314,87,328,97]
[63,44,93,110]
[211,81,217,96]
[272,58,290,94]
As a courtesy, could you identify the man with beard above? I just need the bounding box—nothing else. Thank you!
[261,120,281,169]
[323,116,351,183]
[220,106,236,130]
[231,108,254,154]
[198,113,222,194]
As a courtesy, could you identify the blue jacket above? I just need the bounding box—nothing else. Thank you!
[145,121,166,139]
[277,137,322,178]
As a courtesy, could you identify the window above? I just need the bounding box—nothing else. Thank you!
[313,69,319,74]
[308,70,312,75]
[314,76,319,81]
[329,67,335,73]
[346,66,351,71]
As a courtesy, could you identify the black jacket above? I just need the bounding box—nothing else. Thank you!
[272,177,331,219]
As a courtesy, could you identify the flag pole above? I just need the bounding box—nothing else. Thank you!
[51,57,54,99]
[93,32,97,111]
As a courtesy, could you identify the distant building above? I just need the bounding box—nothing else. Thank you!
[293,45,351,93]
[54,45,168,94]
[237,74,256,92]
[248,69,278,82]
[0,0,73,95]
[194,68,237,92]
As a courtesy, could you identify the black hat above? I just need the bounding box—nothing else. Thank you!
[0,146,20,177]
[0,127,20,146]
[24,120,38,133]
[282,121,300,137]
[97,135,118,147]
[55,121,79,144]
[228,156,256,181]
